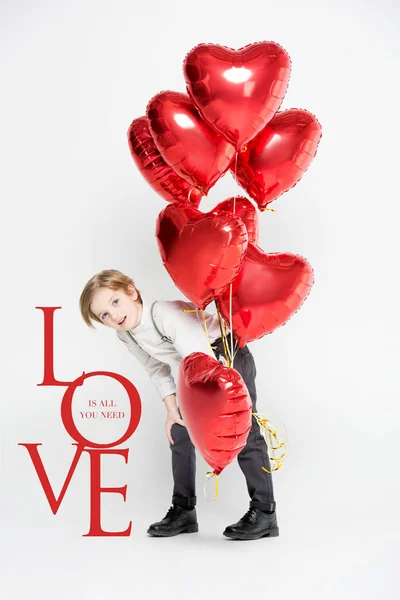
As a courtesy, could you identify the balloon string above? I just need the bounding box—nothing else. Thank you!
[229,151,239,364]
[233,152,238,214]
[252,412,288,473]
[183,307,236,366]
[200,309,213,353]
[214,301,232,366]
[204,471,219,502]
[182,309,214,355]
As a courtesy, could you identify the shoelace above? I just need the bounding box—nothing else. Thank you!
[242,508,258,524]
[165,504,193,519]
[165,505,179,519]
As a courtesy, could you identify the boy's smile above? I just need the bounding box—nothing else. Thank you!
[90,285,142,331]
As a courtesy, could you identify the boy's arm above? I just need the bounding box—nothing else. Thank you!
[116,331,176,400]
[162,393,178,412]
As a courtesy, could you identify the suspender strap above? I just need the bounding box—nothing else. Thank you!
[150,301,172,343]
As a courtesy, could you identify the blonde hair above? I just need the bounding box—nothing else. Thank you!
[79,269,143,328]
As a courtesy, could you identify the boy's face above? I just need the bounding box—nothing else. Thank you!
[90,285,142,331]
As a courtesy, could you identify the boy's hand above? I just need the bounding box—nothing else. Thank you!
[166,408,186,445]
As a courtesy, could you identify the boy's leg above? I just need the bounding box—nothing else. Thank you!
[147,415,198,536]
[232,344,276,511]
[169,408,197,509]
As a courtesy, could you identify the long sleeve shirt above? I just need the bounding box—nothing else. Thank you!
[116,296,228,400]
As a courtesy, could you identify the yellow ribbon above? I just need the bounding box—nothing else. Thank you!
[215,302,232,367]
[204,471,219,502]
[182,308,215,355]
[200,309,213,352]
[252,412,288,473]
[260,206,277,213]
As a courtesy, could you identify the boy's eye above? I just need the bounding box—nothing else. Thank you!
[113,299,119,305]
[102,312,108,319]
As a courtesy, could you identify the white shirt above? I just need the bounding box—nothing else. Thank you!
[116,296,229,400]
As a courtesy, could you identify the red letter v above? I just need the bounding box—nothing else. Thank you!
[18,443,85,514]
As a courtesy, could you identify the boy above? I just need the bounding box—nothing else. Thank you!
[80,269,278,540]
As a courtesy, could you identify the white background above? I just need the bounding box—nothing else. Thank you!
[1,0,399,598]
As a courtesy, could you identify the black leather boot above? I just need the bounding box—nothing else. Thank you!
[147,504,199,537]
[223,508,279,540]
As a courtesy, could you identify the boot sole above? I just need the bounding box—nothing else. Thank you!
[223,527,279,540]
[147,523,199,537]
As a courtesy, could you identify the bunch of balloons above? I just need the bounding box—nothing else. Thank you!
[127,41,321,480]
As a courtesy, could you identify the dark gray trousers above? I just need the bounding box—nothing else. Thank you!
[170,335,276,511]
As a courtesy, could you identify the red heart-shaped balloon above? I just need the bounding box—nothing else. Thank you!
[232,109,322,209]
[146,91,235,195]
[212,196,259,245]
[156,201,248,309]
[127,116,202,207]
[216,244,314,346]
[178,352,252,475]
[184,41,291,150]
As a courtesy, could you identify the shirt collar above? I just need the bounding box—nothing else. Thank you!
[128,295,153,333]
